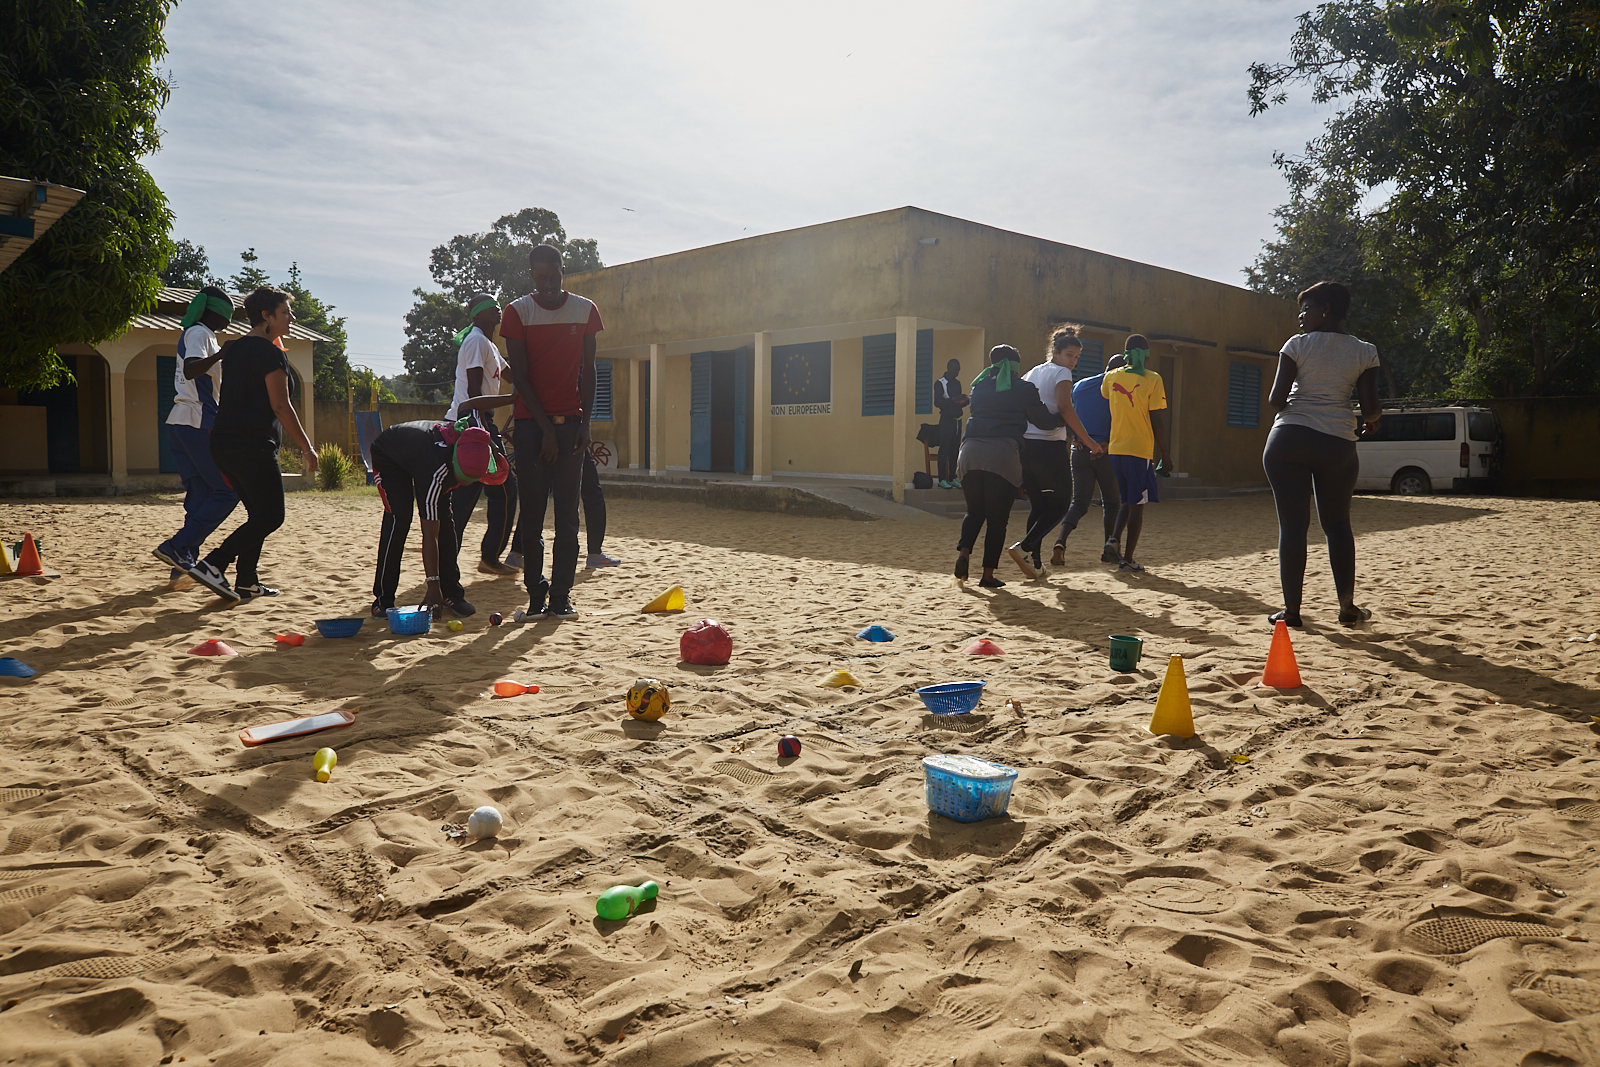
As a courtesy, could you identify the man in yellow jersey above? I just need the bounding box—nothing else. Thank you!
[1100,334,1172,572]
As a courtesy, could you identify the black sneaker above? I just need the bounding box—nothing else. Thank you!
[954,551,969,581]
[188,560,240,601]
[1101,540,1122,564]
[371,596,394,618]
[444,595,476,617]
[514,590,547,622]
[546,598,579,620]
[236,583,280,601]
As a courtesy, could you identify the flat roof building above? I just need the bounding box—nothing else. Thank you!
[568,206,1296,498]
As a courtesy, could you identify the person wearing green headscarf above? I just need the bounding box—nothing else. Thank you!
[445,292,523,577]
[153,286,241,590]
[1099,333,1172,572]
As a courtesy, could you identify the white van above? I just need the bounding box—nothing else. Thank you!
[1356,404,1501,494]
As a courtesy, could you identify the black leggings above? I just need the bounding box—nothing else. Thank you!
[958,469,1017,570]
[1262,424,1360,610]
[205,439,286,587]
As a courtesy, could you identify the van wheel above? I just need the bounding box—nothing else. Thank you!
[1392,468,1432,495]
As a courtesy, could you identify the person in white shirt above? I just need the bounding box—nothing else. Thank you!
[1007,325,1105,579]
[152,286,240,589]
[446,292,522,576]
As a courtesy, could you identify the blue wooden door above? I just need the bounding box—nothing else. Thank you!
[690,352,712,471]
[733,347,749,473]
[156,355,178,472]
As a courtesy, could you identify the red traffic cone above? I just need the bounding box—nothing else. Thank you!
[188,640,238,657]
[964,639,1006,656]
[1261,620,1302,688]
[14,534,43,576]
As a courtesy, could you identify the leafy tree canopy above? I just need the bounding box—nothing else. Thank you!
[159,238,216,289]
[0,0,177,390]
[1249,0,1600,396]
[402,208,602,388]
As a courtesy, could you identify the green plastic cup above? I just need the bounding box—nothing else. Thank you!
[1108,634,1144,671]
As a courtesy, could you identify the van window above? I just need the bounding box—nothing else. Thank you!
[1468,411,1498,441]
[1367,413,1457,441]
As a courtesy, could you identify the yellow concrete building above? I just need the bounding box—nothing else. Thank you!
[571,206,1297,498]
[1,287,325,491]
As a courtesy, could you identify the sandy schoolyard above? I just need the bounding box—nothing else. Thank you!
[0,488,1596,1066]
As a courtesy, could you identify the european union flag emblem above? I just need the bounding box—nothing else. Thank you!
[771,341,830,407]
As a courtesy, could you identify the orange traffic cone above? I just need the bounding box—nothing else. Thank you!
[1261,620,1302,688]
[1148,654,1195,737]
[13,534,43,576]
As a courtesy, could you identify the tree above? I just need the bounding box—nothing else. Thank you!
[1249,0,1600,396]
[160,238,215,289]
[1245,177,1459,398]
[401,207,603,389]
[229,248,271,292]
[0,0,177,389]
[349,366,397,406]
[283,262,351,402]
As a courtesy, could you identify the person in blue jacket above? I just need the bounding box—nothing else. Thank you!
[953,345,1062,588]
[1052,352,1125,565]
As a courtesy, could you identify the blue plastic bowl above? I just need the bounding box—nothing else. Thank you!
[386,607,431,636]
[914,680,985,715]
[314,618,366,639]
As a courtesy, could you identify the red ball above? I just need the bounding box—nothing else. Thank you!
[679,618,732,665]
[778,735,802,757]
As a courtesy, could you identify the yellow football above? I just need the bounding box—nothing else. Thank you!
[626,678,670,721]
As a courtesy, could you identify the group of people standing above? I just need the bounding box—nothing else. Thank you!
[948,325,1171,588]
[945,280,1381,629]
[153,244,618,624]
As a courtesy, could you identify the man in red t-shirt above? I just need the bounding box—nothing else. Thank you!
[499,243,603,620]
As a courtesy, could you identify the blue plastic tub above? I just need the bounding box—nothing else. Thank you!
[314,618,365,639]
[914,680,985,715]
[386,607,431,635]
[922,754,1018,822]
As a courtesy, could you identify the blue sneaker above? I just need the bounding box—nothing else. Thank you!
[152,541,190,570]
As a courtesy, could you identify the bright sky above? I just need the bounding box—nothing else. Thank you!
[148,0,1326,379]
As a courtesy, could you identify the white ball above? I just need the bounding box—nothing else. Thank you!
[466,805,503,840]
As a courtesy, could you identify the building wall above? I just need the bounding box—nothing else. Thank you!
[566,206,1298,486]
[124,347,167,473]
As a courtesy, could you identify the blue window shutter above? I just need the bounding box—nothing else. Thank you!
[591,360,613,421]
[1226,361,1261,428]
[861,333,895,416]
[1073,339,1105,381]
[915,329,933,414]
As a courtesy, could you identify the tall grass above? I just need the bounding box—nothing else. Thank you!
[316,443,356,491]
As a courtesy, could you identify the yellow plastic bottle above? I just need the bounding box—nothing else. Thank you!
[313,747,337,782]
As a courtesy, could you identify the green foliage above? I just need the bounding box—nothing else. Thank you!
[315,442,355,491]
[229,247,272,293]
[350,365,397,405]
[160,238,216,289]
[403,208,603,390]
[1249,0,1600,396]
[282,261,351,403]
[0,0,177,390]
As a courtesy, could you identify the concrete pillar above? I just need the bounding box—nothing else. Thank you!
[107,369,127,478]
[648,344,664,476]
[891,316,917,502]
[751,331,772,480]
[626,358,643,468]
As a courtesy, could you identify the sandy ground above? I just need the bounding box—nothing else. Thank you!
[0,487,1597,1067]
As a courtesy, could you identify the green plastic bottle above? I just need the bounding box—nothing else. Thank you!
[596,880,659,920]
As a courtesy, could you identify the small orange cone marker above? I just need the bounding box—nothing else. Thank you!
[14,534,43,576]
[1148,654,1195,737]
[1261,620,1302,688]
[188,639,238,657]
[963,639,1006,656]
[642,585,685,613]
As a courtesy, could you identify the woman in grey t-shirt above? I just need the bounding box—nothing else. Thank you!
[1263,281,1381,628]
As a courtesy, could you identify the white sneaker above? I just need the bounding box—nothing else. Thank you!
[504,551,524,570]
[188,560,240,601]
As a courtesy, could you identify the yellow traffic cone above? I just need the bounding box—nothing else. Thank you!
[642,585,685,613]
[1148,654,1195,738]
[819,669,862,688]
[0,542,12,576]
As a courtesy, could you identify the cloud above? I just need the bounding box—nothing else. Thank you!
[148,0,1329,376]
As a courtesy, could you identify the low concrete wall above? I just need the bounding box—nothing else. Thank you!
[1487,397,1600,499]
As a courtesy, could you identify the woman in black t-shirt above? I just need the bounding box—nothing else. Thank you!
[185,286,316,602]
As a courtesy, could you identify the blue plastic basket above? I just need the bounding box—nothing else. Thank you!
[914,680,985,715]
[386,607,431,635]
[315,618,365,639]
[922,755,1018,822]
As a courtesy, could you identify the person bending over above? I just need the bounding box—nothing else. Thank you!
[953,345,1061,588]
[1009,324,1105,579]
[1100,334,1171,573]
[154,286,239,589]
[1053,352,1124,566]
[185,287,315,602]
[1263,280,1381,628]
[370,397,512,620]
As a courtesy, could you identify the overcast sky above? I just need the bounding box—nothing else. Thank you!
[148,0,1327,379]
